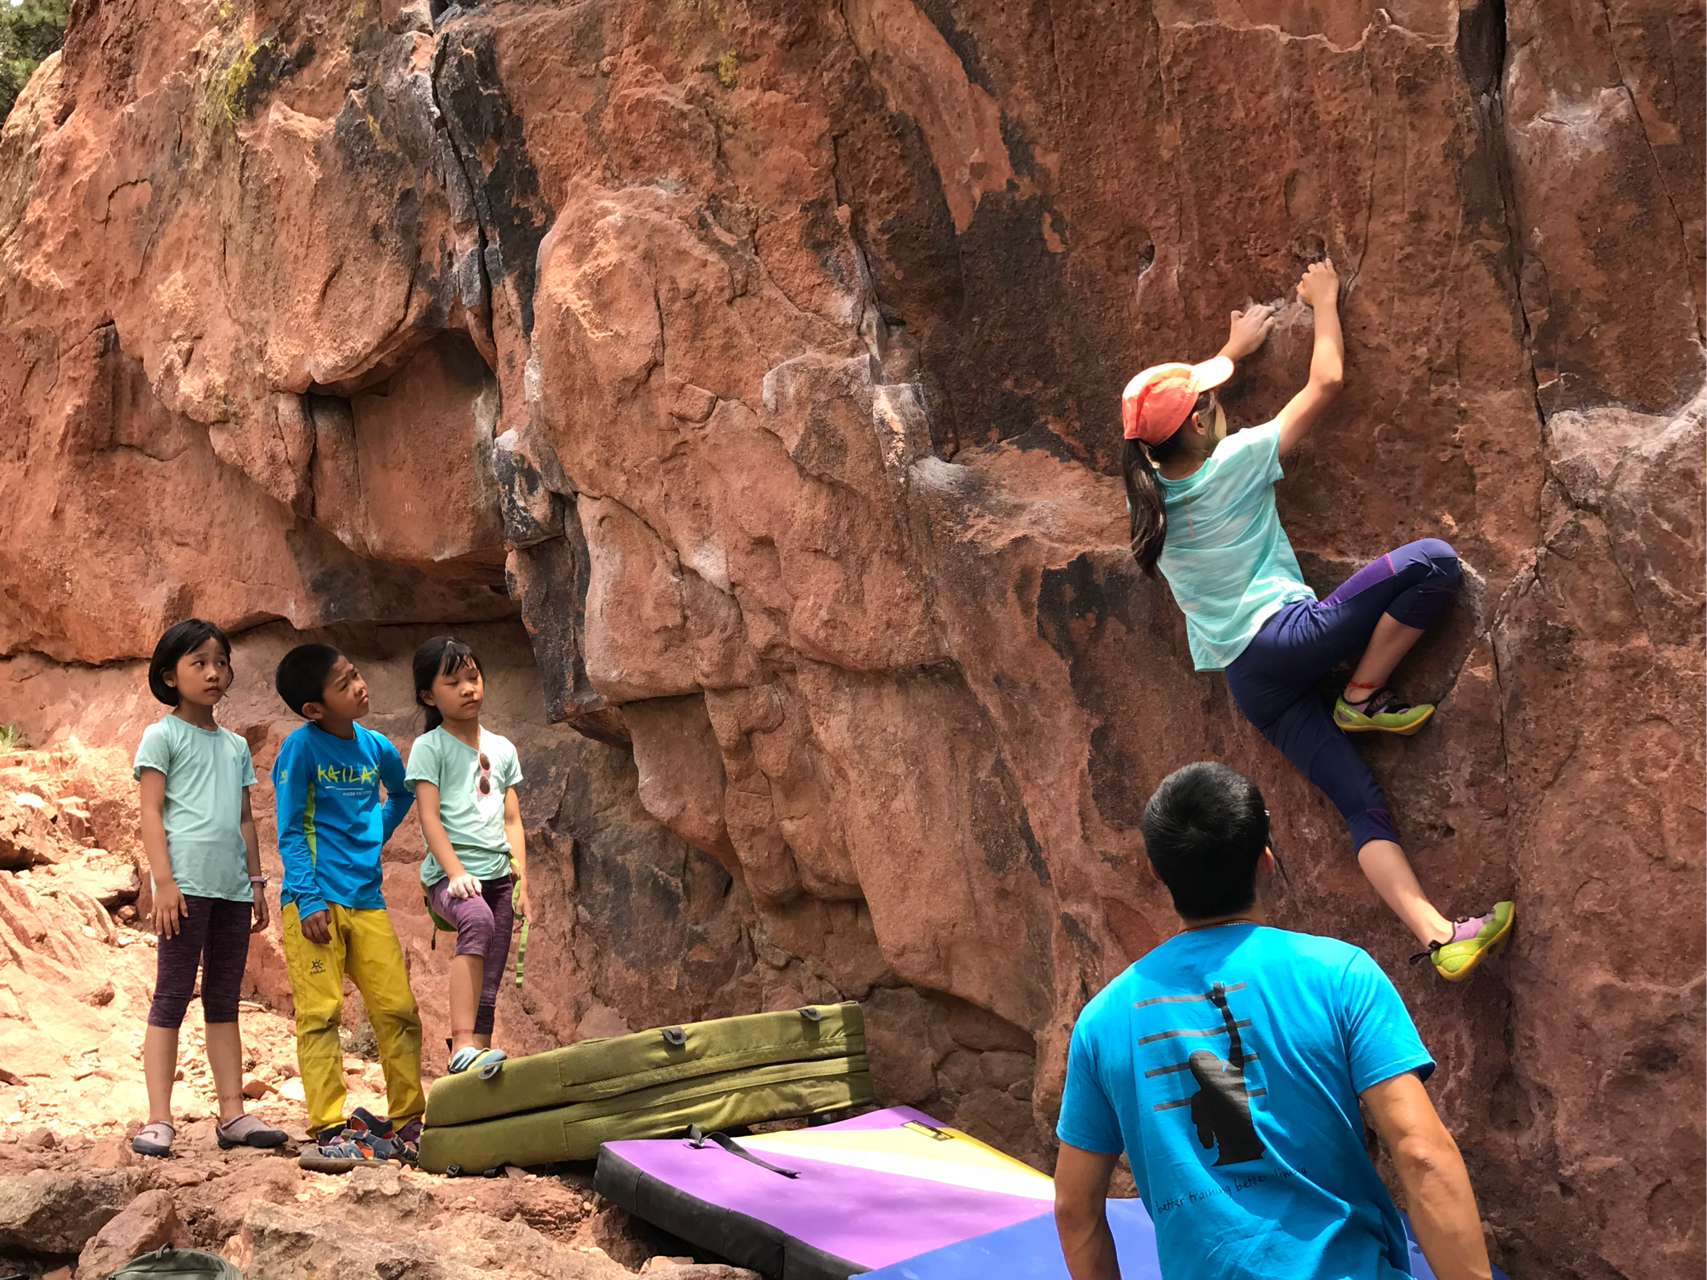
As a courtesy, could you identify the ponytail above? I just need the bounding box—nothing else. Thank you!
[1122,389,1213,577]
[1123,437,1168,577]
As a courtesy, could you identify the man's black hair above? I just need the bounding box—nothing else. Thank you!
[1141,762,1270,920]
[275,643,344,717]
[147,619,233,706]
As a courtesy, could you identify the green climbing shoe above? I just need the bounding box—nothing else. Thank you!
[1414,901,1515,981]
[1334,686,1435,735]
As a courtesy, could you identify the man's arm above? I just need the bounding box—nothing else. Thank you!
[1276,257,1344,456]
[1054,1143,1122,1280]
[1361,1072,1492,1280]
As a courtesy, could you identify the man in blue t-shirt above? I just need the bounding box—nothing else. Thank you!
[1054,763,1492,1280]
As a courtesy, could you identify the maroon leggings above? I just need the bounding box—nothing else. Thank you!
[426,874,513,1037]
[148,895,252,1028]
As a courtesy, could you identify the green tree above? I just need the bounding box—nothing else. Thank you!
[1,0,71,124]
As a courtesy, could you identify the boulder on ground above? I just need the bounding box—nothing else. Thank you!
[0,1170,138,1254]
[76,1189,181,1280]
[237,1165,634,1279]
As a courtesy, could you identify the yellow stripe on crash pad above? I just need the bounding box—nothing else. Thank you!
[737,1126,1054,1201]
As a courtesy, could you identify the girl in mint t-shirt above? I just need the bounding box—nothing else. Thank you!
[130,619,286,1157]
[1118,260,1511,981]
[406,636,525,1076]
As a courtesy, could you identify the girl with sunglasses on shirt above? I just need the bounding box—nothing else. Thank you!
[406,636,527,1074]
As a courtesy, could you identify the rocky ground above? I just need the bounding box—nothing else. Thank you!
[0,746,752,1280]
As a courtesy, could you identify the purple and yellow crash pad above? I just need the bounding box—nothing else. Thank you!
[861,1201,1513,1280]
[593,1106,1055,1279]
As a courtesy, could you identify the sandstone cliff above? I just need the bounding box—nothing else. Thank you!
[1,1,1701,1276]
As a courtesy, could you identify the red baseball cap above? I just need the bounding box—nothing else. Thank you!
[1120,356,1234,444]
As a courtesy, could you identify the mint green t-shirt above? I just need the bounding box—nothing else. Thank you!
[132,715,256,902]
[1156,420,1316,671]
[405,727,522,886]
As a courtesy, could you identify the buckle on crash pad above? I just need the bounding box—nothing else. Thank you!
[903,1120,955,1141]
[661,1026,687,1047]
[686,1125,801,1178]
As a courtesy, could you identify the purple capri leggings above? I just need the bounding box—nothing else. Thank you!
[1223,539,1461,851]
[148,894,252,1028]
[426,874,514,1037]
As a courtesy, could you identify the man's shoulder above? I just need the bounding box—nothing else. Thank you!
[1253,925,1367,970]
[1127,926,1366,992]
[1075,963,1145,1030]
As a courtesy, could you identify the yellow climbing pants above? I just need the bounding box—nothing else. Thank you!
[281,902,425,1136]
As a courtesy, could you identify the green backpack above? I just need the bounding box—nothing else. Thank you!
[423,868,530,987]
[104,1247,245,1279]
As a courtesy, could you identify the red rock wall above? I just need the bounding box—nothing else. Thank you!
[1,1,1701,1275]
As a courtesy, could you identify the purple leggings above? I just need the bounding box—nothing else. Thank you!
[427,874,513,1037]
[148,894,252,1028]
[1224,539,1461,851]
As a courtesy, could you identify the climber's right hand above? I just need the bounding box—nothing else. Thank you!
[446,874,481,901]
[299,909,332,946]
[152,879,188,939]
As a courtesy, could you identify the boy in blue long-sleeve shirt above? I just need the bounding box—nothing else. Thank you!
[272,644,424,1167]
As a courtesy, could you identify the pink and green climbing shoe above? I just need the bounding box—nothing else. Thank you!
[1334,686,1435,736]
[1415,901,1515,981]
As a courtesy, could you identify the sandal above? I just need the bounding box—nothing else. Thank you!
[131,1120,176,1158]
[296,1125,392,1172]
[216,1112,289,1150]
[346,1107,417,1163]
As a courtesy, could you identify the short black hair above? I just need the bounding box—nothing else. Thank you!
[275,644,344,717]
[1141,762,1270,920]
[148,619,233,706]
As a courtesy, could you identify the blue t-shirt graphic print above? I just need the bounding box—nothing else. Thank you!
[1057,924,1434,1280]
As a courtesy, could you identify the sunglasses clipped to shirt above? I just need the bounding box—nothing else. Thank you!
[477,751,492,795]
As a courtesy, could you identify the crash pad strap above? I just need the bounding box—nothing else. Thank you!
[687,1125,800,1178]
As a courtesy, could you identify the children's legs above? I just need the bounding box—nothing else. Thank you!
[199,898,255,1123]
[1345,615,1426,699]
[144,894,215,1123]
[204,1023,246,1123]
[142,1027,180,1124]
[448,954,485,1052]
[1357,839,1453,946]
[281,902,351,1136]
[428,877,502,1053]
[472,877,515,1047]
[1248,694,1453,945]
[1318,540,1461,700]
[343,908,425,1127]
